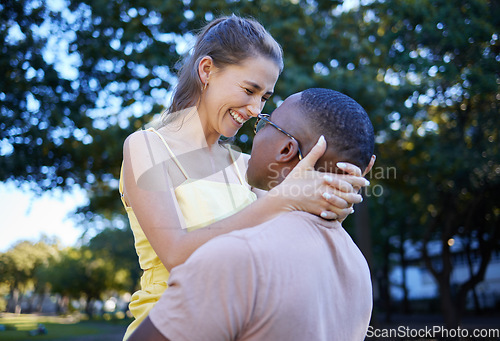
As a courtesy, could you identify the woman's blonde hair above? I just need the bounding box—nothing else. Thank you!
[161,14,283,125]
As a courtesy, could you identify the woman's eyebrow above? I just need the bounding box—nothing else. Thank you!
[243,81,274,96]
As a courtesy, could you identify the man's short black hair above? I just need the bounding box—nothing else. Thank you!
[298,88,374,170]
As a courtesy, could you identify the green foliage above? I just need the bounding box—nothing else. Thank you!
[87,227,141,292]
[0,283,9,311]
[358,0,499,325]
[0,236,138,314]
[369,0,499,251]
[1,0,85,189]
[39,246,132,301]
[0,238,59,293]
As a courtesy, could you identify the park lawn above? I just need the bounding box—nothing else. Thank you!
[0,314,128,340]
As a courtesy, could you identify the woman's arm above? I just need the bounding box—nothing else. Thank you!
[243,140,370,220]
[123,131,285,271]
[123,132,368,271]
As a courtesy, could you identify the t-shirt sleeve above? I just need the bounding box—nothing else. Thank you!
[148,235,258,341]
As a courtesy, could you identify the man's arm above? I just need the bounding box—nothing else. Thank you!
[129,316,169,341]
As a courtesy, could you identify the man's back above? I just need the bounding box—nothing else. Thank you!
[149,211,372,341]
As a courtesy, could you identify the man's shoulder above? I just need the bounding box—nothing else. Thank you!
[183,215,295,267]
[255,211,340,232]
[217,212,310,240]
[218,211,339,242]
[185,212,340,270]
[186,230,254,268]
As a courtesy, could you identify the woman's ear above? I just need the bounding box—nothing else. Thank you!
[276,139,301,163]
[198,56,213,85]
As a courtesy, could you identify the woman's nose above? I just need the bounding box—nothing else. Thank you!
[247,98,263,118]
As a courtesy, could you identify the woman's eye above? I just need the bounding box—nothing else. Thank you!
[244,88,254,95]
[262,97,270,102]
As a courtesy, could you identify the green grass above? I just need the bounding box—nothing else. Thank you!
[0,313,130,340]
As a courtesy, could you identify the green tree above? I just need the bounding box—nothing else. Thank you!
[1,0,85,189]
[0,238,59,313]
[42,245,132,317]
[87,227,141,293]
[359,0,500,326]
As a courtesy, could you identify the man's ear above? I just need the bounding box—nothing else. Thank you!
[276,139,301,163]
[198,56,213,85]
[362,154,376,176]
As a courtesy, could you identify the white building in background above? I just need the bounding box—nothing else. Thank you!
[389,236,500,310]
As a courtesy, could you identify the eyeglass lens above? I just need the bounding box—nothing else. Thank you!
[255,118,268,133]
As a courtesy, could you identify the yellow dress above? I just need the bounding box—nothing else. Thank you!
[119,128,257,340]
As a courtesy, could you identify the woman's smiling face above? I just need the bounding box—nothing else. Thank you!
[198,55,280,141]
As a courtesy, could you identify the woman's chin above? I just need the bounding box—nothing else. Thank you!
[220,128,239,139]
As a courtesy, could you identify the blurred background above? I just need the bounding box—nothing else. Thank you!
[1,0,499,339]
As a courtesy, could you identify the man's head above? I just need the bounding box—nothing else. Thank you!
[246,88,374,190]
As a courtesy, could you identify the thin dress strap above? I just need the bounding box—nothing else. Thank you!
[147,127,190,179]
[227,146,246,185]
[119,162,128,205]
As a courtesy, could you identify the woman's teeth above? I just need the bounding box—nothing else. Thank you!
[229,110,245,124]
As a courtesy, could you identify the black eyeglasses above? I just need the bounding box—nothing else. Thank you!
[254,113,303,160]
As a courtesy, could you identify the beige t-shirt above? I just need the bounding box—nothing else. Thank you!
[149,211,372,341]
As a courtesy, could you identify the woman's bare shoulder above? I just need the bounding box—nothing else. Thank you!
[123,129,171,164]
[125,128,175,149]
[124,129,161,145]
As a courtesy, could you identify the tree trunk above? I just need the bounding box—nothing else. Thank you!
[457,233,494,317]
[399,228,410,314]
[465,241,481,314]
[36,292,47,313]
[7,287,20,314]
[437,237,460,328]
[381,240,392,323]
[422,205,460,329]
[56,295,69,314]
[354,197,373,269]
[354,197,377,323]
[25,293,35,314]
[438,277,459,328]
[85,297,94,318]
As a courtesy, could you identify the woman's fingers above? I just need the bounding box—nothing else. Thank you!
[321,207,354,221]
[324,173,370,192]
[335,161,370,190]
[322,191,350,208]
[336,161,362,177]
[349,175,370,190]
[337,191,363,205]
[275,149,374,222]
[323,189,363,206]
[320,211,338,220]
[292,135,326,172]
[323,175,354,193]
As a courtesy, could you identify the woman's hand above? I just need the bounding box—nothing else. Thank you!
[268,136,372,221]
